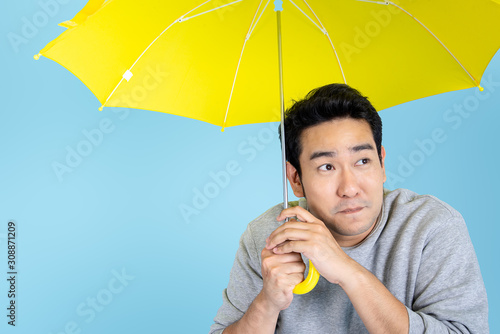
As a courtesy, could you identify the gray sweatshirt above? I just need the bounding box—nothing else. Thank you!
[210,188,488,333]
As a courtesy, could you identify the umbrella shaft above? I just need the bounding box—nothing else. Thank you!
[276,11,289,213]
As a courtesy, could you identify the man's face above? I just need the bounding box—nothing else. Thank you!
[287,118,386,247]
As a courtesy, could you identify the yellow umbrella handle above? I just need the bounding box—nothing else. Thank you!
[293,260,320,295]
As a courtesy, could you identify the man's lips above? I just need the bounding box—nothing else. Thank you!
[338,207,364,214]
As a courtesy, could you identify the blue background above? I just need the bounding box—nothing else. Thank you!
[1,1,499,333]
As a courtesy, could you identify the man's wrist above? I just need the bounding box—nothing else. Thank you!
[334,257,367,290]
[254,291,282,318]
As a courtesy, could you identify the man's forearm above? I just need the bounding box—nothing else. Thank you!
[223,292,279,334]
[340,259,409,334]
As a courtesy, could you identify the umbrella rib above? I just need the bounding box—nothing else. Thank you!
[355,0,388,4]
[298,0,347,84]
[128,0,213,70]
[289,0,324,32]
[247,0,270,39]
[100,77,125,110]
[99,0,221,109]
[181,0,244,22]
[98,12,186,109]
[388,1,483,89]
[222,0,270,130]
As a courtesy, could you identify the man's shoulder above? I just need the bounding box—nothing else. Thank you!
[385,188,460,214]
[383,188,464,229]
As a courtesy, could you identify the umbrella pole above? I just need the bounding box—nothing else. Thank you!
[276,7,289,213]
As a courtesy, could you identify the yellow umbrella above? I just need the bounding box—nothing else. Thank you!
[35,0,500,127]
[35,0,500,294]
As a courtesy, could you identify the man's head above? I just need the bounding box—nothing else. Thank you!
[280,84,383,178]
[279,83,386,246]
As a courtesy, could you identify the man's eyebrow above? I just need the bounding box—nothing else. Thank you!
[309,143,375,160]
[350,143,375,153]
[309,151,336,160]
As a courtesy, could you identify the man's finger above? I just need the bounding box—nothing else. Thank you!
[272,240,309,255]
[266,221,311,249]
[266,225,313,249]
[277,206,319,224]
[261,247,303,263]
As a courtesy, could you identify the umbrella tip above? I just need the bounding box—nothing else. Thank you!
[478,85,484,92]
[274,0,283,11]
[221,127,225,132]
[98,106,104,111]
[33,53,41,60]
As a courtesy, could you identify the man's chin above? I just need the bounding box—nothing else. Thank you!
[328,213,376,236]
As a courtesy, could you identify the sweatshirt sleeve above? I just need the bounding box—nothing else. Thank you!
[406,214,489,333]
[209,224,264,334]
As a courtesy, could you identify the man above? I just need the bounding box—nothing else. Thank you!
[210,84,488,333]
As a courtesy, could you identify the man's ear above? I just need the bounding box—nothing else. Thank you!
[286,161,305,198]
[381,145,387,183]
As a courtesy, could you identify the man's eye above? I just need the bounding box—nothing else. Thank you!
[356,158,370,166]
[319,164,334,171]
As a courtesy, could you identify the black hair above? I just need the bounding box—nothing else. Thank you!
[279,83,382,177]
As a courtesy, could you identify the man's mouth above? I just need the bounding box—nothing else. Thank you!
[339,207,364,214]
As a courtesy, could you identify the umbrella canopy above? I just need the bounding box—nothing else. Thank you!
[36,0,500,129]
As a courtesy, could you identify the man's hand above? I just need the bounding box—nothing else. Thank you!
[260,247,306,312]
[265,206,409,334]
[223,248,305,334]
[266,206,357,286]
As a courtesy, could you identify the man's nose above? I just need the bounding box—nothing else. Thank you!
[337,167,360,198]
